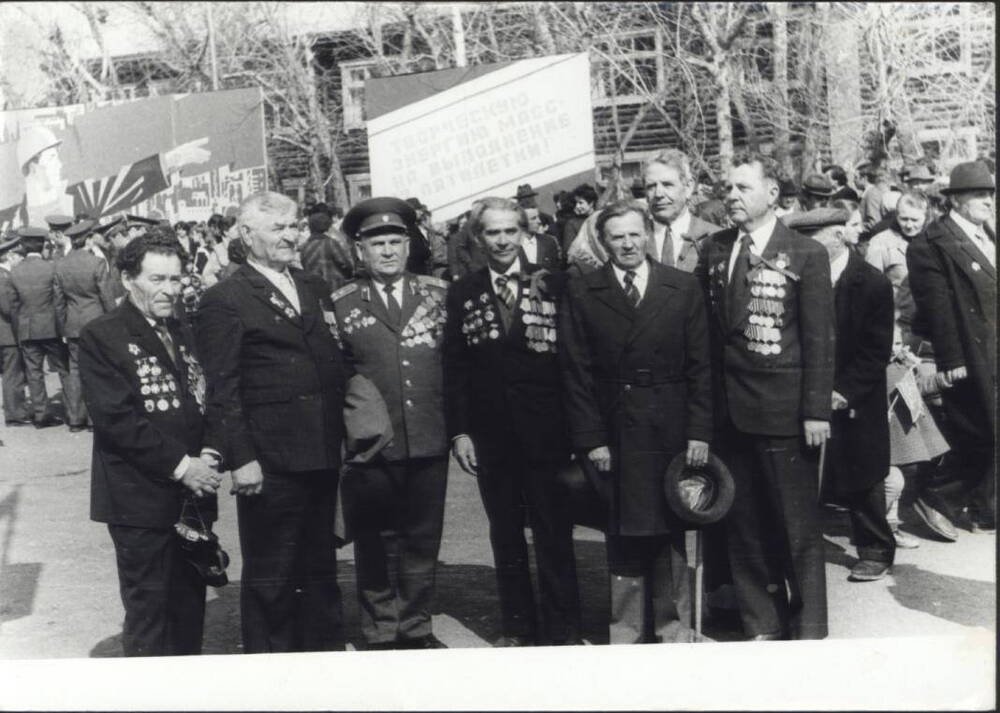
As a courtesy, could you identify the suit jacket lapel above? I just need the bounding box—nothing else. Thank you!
[590,262,636,322]
[400,275,422,328]
[938,217,997,282]
[628,264,674,342]
[708,233,736,333]
[122,301,181,378]
[292,272,318,332]
[239,264,302,326]
[361,279,400,333]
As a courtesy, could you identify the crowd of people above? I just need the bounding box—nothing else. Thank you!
[0,147,994,657]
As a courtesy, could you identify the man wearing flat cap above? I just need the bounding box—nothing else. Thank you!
[907,161,997,536]
[45,214,73,261]
[0,234,32,426]
[53,219,117,431]
[788,208,895,581]
[560,199,713,643]
[6,226,71,428]
[799,174,836,212]
[332,196,451,650]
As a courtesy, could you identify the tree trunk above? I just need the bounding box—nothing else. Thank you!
[715,63,735,175]
[768,2,793,174]
[532,4,557,55]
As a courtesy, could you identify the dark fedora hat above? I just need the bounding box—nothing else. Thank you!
[663,452,735,527]
[941,161,995,194]
[514,183,538,200]
[801,173,835,197]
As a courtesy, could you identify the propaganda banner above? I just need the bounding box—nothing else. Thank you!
[0,87,267,230]
[365,53,595,222]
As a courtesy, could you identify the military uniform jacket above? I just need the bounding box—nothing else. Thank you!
[53,248,117,338]
[443,264,570,464]
[907,215,996,443]
[195,263,348,474]
[8,255,62,341]
[0,266,17,346]
[332,273,449,461]
[80,299,216,528]
[697,219,835,437]
[828,254,893,495]
[560,260,713,536]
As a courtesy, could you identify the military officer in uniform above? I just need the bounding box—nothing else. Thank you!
[443,196,581,647]
[331,197,451,650]
[0,234,32,426]
[696,152,835,641]
[45,214,73,260]
[54,219,117,431]
[8,226,70,428]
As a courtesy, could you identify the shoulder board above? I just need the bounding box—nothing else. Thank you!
[416,275,449,290]
[331,283,359,302]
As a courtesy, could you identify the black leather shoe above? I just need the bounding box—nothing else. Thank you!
[913,497,959,542]
[849,560,891,582]
[33,415,63,429]
[4,419,32,427]
[399,634,447,649]
[364,640,397,651]
[68,424,87,433]
[493,635,534,647]
[748,632,786,642]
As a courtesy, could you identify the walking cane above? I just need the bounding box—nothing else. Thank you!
[817,438,827,504]
[693,529,704,637]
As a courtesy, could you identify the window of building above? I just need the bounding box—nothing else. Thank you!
[341,59,377,130]
[591,29,664,106]
[346,173,372,206]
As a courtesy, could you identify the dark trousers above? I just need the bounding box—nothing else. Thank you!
[1,344,30,422]
[64,339,89,427]
[108,524,207,657]
[344,456,448,644]
[844,484,896,564]
[606,531,693,643]
[476,452,581,644]
[722,429,828,640]
[236,468,344,654]
[922,446,996,524]
[19,338,68,421]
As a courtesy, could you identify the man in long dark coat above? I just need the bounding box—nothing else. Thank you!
[696,152,835,641]
[789,208,895,581]
[560,200,713,643]
[907,161,996,535]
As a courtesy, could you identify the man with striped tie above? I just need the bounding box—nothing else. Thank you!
[443,197,581,647]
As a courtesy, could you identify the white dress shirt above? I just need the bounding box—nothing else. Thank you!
[728,213,778,280]
[247,257,301,313]
[521,235,538,264]
[651,209,693,264]
[612,259,650,302]
[372,276,405,310]
[829,250,850,286]
[950,210,996,268]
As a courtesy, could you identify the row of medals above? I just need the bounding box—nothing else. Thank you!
[744,268,786,356]
[521,297,557,353]
[341,307,376,334]
[137,358,182,412]
[401,298,444,348]
[461,294,500,344]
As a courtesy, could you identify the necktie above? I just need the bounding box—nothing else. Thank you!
[623,269,640,307]
[727,234,754,327]
[495,274,516,310]
[154,321,177,364]
[659,223,674,267]
[382,281,402,326]
[976,231,996,268]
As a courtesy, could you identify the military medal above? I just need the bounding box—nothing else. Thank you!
[144,400,155,413]
[157,398,169,411]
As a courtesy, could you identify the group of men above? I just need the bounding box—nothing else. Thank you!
[0,146,993,656]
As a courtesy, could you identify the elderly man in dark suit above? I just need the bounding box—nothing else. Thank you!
[80,231,221,656]
[522,205,563,271]
[560,199,713,644]
[789,208,895,582]
[444,197,581,647]
[7,226,70,428]
[907,161,996,536]
[332,197,451,650]
[0,234,32,426]
[195,191,349,654]
[696,152,835,641]
[643,149,721,273]
[54,219,117,431]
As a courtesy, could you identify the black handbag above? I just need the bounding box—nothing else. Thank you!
[175,498,230,587]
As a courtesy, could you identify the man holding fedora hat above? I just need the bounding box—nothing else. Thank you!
[907,160,996,536]
[560,198,713,643]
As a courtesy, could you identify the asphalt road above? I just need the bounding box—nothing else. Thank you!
[0,401,994,660]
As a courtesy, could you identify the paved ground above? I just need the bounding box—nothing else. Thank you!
[0,396,994,660]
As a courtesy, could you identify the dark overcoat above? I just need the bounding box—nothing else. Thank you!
[696,219,835,436]
[522,233,563,272]
[0,266,17,346]
[194,264,349,473]
[331,273,449,461]
[53,248,116,338]
[907,215,996,447]
[80,299,216,528]
[559,260,713,536]
[827,254,894,495]
[442,264,569,464]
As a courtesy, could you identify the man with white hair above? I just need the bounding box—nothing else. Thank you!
[196,191,350,653]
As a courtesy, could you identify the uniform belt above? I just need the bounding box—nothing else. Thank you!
[599,370,684,386]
